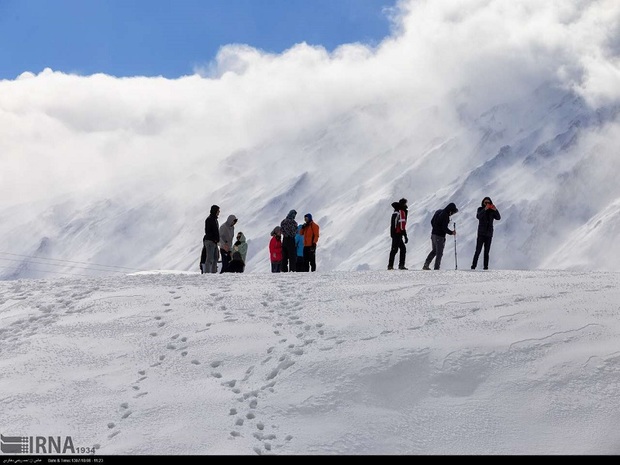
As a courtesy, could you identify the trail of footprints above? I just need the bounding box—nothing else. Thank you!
[223,282,333,455]
[106,286,206,444]
[0,283,96,346]
[102,281,394,454]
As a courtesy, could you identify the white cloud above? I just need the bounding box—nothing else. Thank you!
[1,0,620,276]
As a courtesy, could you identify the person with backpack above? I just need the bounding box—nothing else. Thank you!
[422,202,458,270]
[269,226,283,273]
[471,197,501,270]
[203,205,221,274]
[219,214,238,273]
[300,213,320,272]
[280,210,298,272]
[387,198,409,270]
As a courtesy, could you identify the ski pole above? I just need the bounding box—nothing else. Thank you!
[453,222,458,270]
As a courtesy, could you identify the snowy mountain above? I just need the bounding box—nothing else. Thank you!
[1,0,620,279]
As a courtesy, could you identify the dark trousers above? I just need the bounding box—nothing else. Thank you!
[220,249,231,273]
[281,236,297,272]
[296,256,307,272]
[472,235,493,269]
[388,235,406,268]
[424,234,446,270]
[302,246,316,272]
[271,262,281,273]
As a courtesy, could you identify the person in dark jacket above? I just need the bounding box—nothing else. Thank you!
[422,202,458,270]
[203,205,221,274]
[280,210,298,272]
[226,250,245,273]
[200,237,207,274]
[388,198,409,270]
[471,197,501,270]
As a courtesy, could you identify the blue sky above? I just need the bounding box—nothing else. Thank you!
[0,0,396,79]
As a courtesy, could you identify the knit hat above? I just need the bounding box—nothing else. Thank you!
[210,205,220,215]
[304,213,313,222]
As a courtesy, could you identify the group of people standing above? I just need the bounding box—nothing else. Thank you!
[200,197,499,274]
[389,196,501,271]
[269,210,320,273]
[200,205,248,274]
[200,205,321,274]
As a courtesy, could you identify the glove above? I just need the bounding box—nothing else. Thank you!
[404,235,408,244]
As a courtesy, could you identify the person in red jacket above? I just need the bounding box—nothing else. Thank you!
[300,213,320,272]
[269,226,283,273]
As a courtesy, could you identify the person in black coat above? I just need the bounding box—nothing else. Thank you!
[422,202,458,270]
[387,198,409,270]
[203,205,221,273]
[471,197,501,270]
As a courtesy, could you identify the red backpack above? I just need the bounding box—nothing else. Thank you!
[394,210,406,234]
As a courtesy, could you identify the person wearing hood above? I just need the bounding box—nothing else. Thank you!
[471,197,501,270]
[388,198,409,270]
[219,214,238,273]
[422,202,458,270]
[269,226,283,273]
[295,224,306,272]
[203,205,221,274]
[225,231,248,273]
[280,209,298,272]
[234,232,248,263]
[300,213,320,272]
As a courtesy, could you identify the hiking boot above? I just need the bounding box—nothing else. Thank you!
[422,265,430,270]
[387,266,394,270]
[398,266,408,270]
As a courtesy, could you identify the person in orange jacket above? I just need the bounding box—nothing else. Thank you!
[300,213,320,272]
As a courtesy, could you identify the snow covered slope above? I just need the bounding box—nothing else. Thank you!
[1,270,619,455]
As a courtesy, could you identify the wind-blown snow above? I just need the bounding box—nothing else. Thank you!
[1,0,620,279]
[1,270,619,455]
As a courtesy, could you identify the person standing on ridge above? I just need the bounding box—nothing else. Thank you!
[234,232,248,265]
[300,213,320,272]
[224,231,248,273]
[471,197,501,270]
[280,210,298,272]
[203,205,221,274]
[422,202,458,270]
[219,214,238,273]
[295,224,306,272]
[387,198,409,270]
[269,226,283,273]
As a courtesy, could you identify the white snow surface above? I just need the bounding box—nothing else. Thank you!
[1,269,619,455]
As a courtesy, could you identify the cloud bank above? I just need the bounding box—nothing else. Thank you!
[1,0,620,276]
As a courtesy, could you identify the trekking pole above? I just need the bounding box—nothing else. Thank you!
[453,222,458,270]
